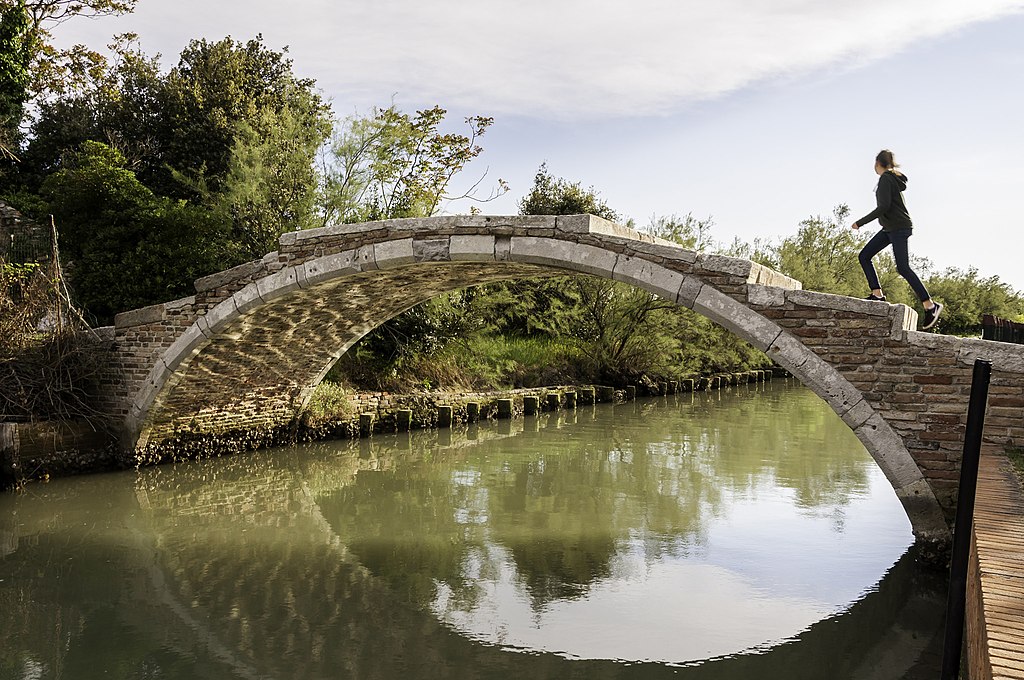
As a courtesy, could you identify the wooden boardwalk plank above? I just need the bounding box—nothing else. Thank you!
[974,446,1024,679]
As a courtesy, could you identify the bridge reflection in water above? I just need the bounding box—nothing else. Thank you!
[0,382,944,679]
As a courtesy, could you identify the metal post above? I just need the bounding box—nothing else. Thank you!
[940,358,991,680]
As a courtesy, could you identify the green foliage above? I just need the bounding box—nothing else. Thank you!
[517,163,619,221]
[211,94,330,257]
[0,0,32,151]
[19,35,330,203]
[570,277,681,383]
[644,213,716,251]
[470,277,580,338]
[41,140,237,322]
[11,1,136,103]
[162,35,330,199]
[321,105,505,224]
[922,266,1024,335]
[770,205,870,297]
[302,381,355,427]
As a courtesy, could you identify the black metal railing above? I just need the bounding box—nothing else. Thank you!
[940,358,991,680]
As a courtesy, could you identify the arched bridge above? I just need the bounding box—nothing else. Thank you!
[99,214,1024,547]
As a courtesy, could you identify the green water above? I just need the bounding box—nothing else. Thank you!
[0,381,945,679]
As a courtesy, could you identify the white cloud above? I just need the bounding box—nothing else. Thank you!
[54,0,1024,118]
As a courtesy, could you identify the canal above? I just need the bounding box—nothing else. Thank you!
[0,380,945,679]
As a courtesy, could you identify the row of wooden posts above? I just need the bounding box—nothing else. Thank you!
[356,369,777,436]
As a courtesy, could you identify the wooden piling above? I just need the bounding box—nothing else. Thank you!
[564,391,577,409]
[496,398,513,419]
[437,405,453,428]
[359,413,375,436]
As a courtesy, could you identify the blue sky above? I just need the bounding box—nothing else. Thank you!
[54,1,1024,291]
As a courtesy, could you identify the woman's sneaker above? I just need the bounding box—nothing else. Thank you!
[864,293,887,302]
[921,302,943,330]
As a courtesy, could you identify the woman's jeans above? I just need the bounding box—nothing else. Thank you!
[858,228,930,302]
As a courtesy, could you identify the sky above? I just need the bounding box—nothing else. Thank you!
[53,0,1024,291]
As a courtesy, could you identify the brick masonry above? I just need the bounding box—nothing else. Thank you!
[91,214,1024,547]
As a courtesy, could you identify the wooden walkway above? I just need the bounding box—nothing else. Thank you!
[969,446,1024,679]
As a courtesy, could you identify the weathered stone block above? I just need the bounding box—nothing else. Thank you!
[374,239,416,269]
[255,265,301,303]
[694,253,753,278]
[747,284,786,307]
[413,238,450,262]
[449,235,496,262]
[510,236,618,277]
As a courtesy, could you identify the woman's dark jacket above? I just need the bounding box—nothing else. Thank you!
[857,170,913,232]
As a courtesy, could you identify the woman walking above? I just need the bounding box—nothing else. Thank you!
[852,149,943,330]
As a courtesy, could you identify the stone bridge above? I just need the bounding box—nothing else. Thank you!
[98,214,1024,548]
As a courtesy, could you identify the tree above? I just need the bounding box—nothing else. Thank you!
[13,0,137,102]
[645,213,716,252]
[161,36,330,199]
[0,1,33,155]
[515,165,689,381]
[41,140,237,322]
[321,105,506,225]
[771,205,876,298]
[17,34,331,203]
[923,267,1024,335]
[210,92,330,257]
[517,163,619,221]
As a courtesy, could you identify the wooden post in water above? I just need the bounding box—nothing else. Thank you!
[437,406,453,428]
[359,413,375,437]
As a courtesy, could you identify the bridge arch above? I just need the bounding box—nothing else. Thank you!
[119,215,948,544]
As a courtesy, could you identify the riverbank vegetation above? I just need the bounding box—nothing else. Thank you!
[2,2,1023,410]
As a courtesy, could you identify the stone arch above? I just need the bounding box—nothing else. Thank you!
[126,224,948,544]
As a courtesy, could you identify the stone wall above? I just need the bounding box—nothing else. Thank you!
[0,420,118,488]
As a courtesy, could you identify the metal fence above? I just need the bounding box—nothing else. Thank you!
[981,314,1024,344]
[2,233,49,265]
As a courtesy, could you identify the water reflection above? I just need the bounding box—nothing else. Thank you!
[0,381,945,679]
